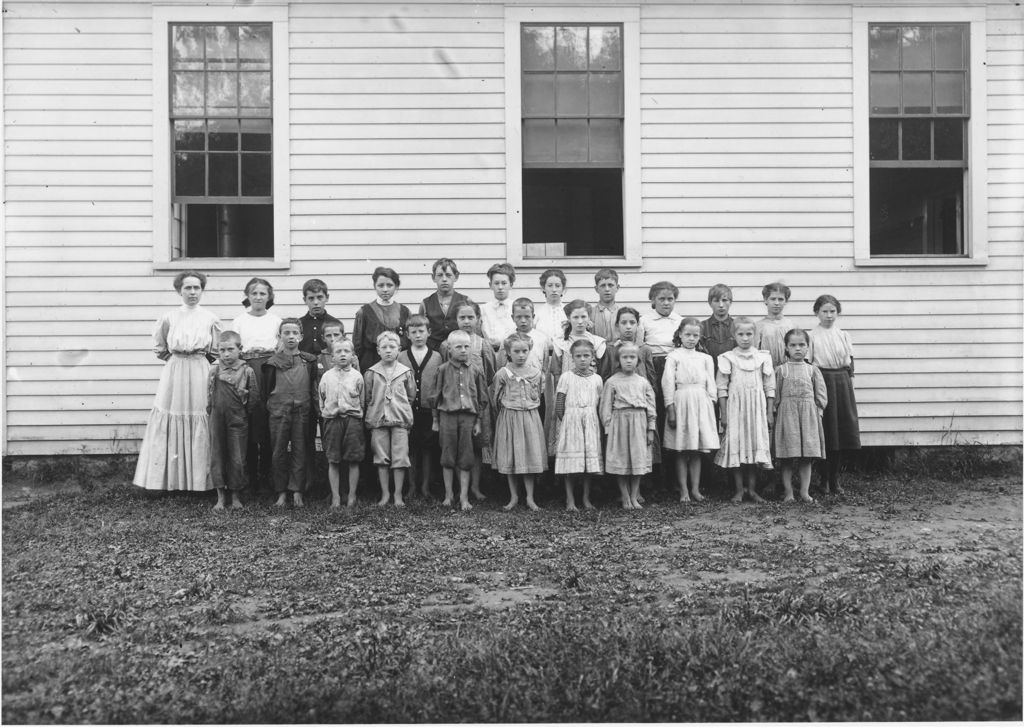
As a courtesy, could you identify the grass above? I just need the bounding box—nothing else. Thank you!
[2,467,1021,723]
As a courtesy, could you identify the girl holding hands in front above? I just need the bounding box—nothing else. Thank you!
[600,342,657,510]
[554,339,604,511]
[774,328,827,502]
[714,317,775,503]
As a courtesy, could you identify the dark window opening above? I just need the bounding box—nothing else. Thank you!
[869,168,963,255]
[181,204,274,257]
[523,169,622,257]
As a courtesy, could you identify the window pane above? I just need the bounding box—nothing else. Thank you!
[556,27,587,71]
[523,119,556,163]
[206,72,238,115]
[589,73,622,116]
[241,119,272,151]
[239,25,271,69]
[174,120,205,151]
[208,118,238,151]
[241,154,272,196]
[523,73,555,115]
[522,26,555,71]
[901,26,932,70]
[935,72,965,114]
[934,26,965,69]
[589,26,621,71]
[522,168,623,256]
[205,26,237,68]
[556,119,588,162]
[870,73,899,115]
[870,119,899,160]
[869,26,899,70]
[556,74,588,116]
[183,204,273,258]
[902,72,931,114]
[934,119,964,161]
[240,71,272,115]
[870,168,963,255]
[174,152,205,196]
[590,119,622,163]
[172,25,204,64]
[172,71,205,116]
[209,152,239,196]
[901,119,931,160]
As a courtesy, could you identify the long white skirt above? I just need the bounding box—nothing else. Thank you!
[133,355,212,491]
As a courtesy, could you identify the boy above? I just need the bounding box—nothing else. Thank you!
[498,298,550,372]
[480,262,517,351]
[587,268,629,342]
[319,339,365,508]
[208,330,259,511]
[299,278,343,356]
[398,315,441,498]
[699,283,736,374]
[363,331,417,507]
[428,330,489,510]
[419,258,472,351]
[262,319,319,507]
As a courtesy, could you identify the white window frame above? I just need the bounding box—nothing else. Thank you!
[852,5,987,267]
[504,6,641,268]
[152,4,290,270]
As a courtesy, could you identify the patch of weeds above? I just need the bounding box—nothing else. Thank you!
[67,598,135,639]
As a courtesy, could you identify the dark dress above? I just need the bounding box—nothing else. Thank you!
[352,301,411,372]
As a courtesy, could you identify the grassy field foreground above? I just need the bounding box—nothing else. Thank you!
[2,471,1021,723]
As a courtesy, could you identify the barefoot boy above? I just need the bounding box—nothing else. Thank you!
[363,331,417,507]
[429,330,489,510]
[208,330,259,510]
[398,315,441,498]
[319,339,365,508]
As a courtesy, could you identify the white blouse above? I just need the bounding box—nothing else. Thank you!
[232,310,283,353]
[808,325,854,369]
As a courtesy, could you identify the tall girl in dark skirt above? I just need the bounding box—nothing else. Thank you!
[807,295,861,493]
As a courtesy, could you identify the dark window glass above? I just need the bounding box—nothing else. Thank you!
[870,169,963,255]
[184,204,274,257]
[523,169,622,257]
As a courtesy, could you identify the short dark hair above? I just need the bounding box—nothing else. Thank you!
[372,266,401,288]
[539,268,567,290]
[503,331,534,355]
[406,314,430,330]
[511,297,535,313]
[783,328,810,351]
[487,262,516,286]
[173,270,207,292]
[431,258,459,277]
[594,268,619,285]
[615,306,640,325]
[302,278,328,297]
[279,318,303,333]
[648,281,679,305]
[569,338,596,356]
[813,294,842,314]
[218,330,242,346]
[707,283,733,303]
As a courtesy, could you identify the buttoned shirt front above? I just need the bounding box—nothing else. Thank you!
[429,360,488,415]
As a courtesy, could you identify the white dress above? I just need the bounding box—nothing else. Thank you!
[713,348,775,469]
[133,305,222,491]
[661,348,720,453]
[554,371,604,474]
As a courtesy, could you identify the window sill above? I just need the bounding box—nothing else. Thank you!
[153,258,290,272]
[511,255,642,269]
[854,255,988,268]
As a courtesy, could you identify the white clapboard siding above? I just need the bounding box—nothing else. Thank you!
[2,0,1022,454]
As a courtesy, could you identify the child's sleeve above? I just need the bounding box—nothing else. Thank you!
[598,378,614,428]
[475,368,491,412]
[439,340,450,362]
[702,353,716,401]
[403,370,418,415]
[317,374,329,417]
[661,354,676,405]
[812,365,828,411]
[491,368,507,412]
[773,365,785,412]
[593,337,607,363]
[424,364,441,411]
[715,355,732,399]
[644,380,657,431]
[761,355,776,399]
[352,307,366,361]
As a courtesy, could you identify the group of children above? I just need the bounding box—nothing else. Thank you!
[132,261,861,513]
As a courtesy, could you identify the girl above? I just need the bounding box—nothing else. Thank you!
[808,295,861,494]
[554,339,604,511]
[774,328,827,503]
[663,317,720,502]
[352,266,411,373]
[134,271,223,492]
[600,342,656,510]
[440,302,496,499]
[534,269,568,342]
[640,281,682,459]
[232,277,281,493]
[714,317,775,503]
[600,307,656,390]
[755,281,795,368]
[492,332,546,511]
[549,300,605,456]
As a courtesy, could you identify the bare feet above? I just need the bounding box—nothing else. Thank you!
[293,493,305,508]
[274,494,287,508]
[749,492,765,503]
[636,495,646,504]
[503,499,518,511]
[691,491,704,502]
[331,498,342,509]
[679,495,691,504]
[800,494,815,503]
[731,493,744,503]
[566,502,578,512]
[441,497,453,507]
[583,500,595,510]
[631,499,643,509]
[525,499,539,511]
[460,500,473,511]
[783,495,795,503]
[394,500,405,508]
[213,501,225,512]
[377,498,389,507]
[230,498,243,510]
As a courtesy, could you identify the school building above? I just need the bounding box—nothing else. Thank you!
[2,0,1022,456]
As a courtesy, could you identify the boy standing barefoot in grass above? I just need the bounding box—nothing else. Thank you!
[363,332,417,507]
[398,315,441,498]
[209,330,259,511]
[429,330,488,510]
[319,340,365,508]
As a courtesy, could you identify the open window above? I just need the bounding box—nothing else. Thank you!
[153,5,289,269]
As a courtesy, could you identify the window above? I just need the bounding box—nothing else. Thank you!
[505,7,640,267]
[853,8,987,266]
[152,6,289,269]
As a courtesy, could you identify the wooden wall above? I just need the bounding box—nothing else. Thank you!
[3,0,1021,455]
